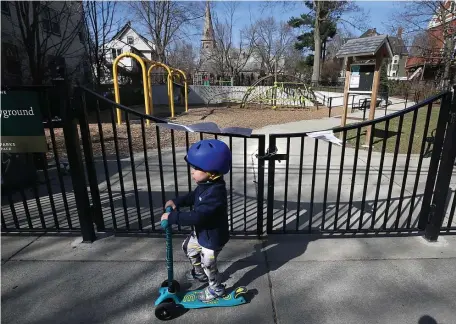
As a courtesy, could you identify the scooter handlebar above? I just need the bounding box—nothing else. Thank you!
[161,206,174,229]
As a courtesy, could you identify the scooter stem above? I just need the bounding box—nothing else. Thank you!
[162,206,174,293]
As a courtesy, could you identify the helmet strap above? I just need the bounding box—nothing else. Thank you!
[207,172,221,181]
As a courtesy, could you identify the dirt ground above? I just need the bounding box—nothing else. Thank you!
[172,104,342,130]
[46,104,343,160]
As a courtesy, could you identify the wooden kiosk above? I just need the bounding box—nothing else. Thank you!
[336,35,393,146]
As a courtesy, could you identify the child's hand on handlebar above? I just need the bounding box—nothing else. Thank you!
[165,200,176,210]
[161,213,169,221]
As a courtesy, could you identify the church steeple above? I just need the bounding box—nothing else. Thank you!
[201,1,215,50]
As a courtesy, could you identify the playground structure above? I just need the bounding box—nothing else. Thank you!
[240,74,317,109]
[112,52,188,125]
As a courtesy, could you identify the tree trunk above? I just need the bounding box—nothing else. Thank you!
[312,1,322,84]
[443,36,454,90]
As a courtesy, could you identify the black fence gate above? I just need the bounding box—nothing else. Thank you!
[2,83,455,242]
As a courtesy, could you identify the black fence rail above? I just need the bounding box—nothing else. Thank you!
[265,91,455,236]
[2,82,454,242]
[76,86,266,237]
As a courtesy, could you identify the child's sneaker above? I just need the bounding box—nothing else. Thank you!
[185,269,208,283]
[197,285,226,302]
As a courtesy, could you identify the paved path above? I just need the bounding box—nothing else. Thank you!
[2,234,456,324]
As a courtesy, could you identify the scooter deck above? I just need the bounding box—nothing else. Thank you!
[155,286,248,309]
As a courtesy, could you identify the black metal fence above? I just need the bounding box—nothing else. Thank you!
[1,82,455,241]
[77,86,266,237]
[265,92,455,236]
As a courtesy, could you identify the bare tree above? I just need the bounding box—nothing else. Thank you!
[6,1,84,84]
[82,1,118,87]
[129,1,204,63]
[207,2,256,77]
[389,1,456,88]
[408,31,433,57]
[249,17,296,74]
[167,41,198,74]
[325,28,355,60]
[282,47,312,79]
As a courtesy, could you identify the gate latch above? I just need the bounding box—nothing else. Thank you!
[256,147,288,162]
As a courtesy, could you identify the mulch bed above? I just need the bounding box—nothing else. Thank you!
[45,104,342,160]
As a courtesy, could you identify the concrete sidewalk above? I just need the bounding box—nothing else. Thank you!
[2,234,456,324]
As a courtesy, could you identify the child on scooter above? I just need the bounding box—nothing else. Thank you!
[161,139,231,302]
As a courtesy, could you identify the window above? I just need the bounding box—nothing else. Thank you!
[42,6,61,36]
[1,1,10,15]
[111,48,122,59]
[127,36,134,45]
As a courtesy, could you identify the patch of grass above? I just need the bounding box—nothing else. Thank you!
[346,104,440,154]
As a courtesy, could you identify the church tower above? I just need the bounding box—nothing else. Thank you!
[198,1,216,75]
[201,1,216,51]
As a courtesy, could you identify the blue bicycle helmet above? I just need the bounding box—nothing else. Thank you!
[185,139,232,175]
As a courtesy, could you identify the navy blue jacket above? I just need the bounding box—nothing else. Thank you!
[167,178,229,250]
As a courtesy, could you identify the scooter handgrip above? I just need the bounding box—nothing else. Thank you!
[161,206,173,228]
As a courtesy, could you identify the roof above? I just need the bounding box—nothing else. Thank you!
[336,34,393,58]
[388,36,408,56]
[360,28,378,38]
[405,57,425,69]
[110,22,155,51]
[358,28,408,56]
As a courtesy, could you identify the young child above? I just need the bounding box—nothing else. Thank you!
[161,139,231,302]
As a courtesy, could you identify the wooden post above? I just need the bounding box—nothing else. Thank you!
[341,57,353,127]
[365,53,383,146]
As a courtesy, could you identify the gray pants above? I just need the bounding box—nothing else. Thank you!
[182,232,222,290]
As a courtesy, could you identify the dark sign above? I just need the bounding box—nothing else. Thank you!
[349,64,375,92]
[1,90,48,153]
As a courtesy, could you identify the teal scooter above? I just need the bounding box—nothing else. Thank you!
[154,207,248,321]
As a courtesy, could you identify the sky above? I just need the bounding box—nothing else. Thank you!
[208,1,400,40]
[117,1,405,48]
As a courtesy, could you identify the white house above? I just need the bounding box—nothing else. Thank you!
[104,22,157,73]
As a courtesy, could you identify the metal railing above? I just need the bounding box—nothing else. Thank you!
[265,91,456,236]
[76,86,266,236]
[2,82,454,241]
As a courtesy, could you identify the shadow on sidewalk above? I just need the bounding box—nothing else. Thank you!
[221,235,317,290]
[418,315,438,324]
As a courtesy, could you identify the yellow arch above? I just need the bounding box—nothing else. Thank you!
[112,52,151,125]
[147,62,175,118]
[172,68,188,113]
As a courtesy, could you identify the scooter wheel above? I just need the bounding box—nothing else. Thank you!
[155,301,175,321]
[160,279,180,293]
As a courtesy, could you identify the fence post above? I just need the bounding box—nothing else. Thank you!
[266,136,277,234]
[328,97,332,117]
[256,136,266,236]
[424,94,456,241]
[58,81,96,242]
[418,92,452,230]
[76,87,105,231]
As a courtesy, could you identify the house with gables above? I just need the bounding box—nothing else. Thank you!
[101,22,158,83]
